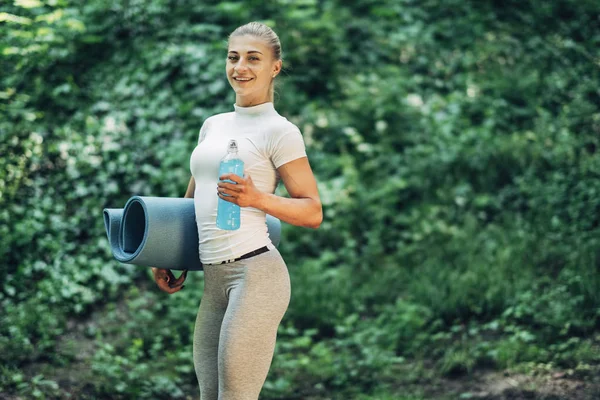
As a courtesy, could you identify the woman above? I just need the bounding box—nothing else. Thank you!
[151,22,322,400]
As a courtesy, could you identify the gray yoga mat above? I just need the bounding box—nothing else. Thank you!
[104,196,281,271]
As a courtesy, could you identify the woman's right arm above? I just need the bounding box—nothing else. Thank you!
[151,176,195,293]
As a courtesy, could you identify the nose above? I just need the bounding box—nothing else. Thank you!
[234,57,249,73]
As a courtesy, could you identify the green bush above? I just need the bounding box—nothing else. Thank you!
[1,0,599,397]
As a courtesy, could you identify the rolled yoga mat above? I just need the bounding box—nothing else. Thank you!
[104,196,282,271]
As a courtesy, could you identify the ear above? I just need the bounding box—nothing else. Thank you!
[272,59,282,77]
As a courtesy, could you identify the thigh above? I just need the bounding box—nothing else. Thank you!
[194,275,227,400]
[218,250,291,400]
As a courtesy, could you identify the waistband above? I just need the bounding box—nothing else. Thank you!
[203,245,270,266]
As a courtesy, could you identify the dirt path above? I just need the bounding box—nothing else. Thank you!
[418,369,600,400]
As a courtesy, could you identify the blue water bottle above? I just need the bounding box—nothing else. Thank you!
[216,139,244,230]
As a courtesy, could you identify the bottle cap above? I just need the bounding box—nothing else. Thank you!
[228,139,238,152]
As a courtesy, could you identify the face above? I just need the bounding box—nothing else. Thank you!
[226,35,281,106]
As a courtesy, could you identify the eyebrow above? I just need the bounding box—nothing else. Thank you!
[228,50,263,55]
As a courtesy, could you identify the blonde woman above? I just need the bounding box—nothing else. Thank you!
[152,22,322,400]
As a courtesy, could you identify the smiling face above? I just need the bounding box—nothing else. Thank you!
[226,35,282,107]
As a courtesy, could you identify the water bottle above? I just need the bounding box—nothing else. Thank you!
[216,139,244,230]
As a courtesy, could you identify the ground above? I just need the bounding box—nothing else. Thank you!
[397,368,600,400]
[2,361,599,399]
[2,305,599,400]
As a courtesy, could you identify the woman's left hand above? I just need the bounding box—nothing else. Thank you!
[217,173,262,208]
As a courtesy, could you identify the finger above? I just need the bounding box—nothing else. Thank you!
[165,269,176,284]
[164,284,183,294]
[156,280,172,292]
[219,173,243,184]
[170,270,188,287]
[218,186,242,197]
[218,182,243,191]
[218,192,237,204]
[217,188,233,198]
[158,280,184,294]
[166,285,183,293]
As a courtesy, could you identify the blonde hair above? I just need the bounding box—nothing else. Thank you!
[228,22,282,101]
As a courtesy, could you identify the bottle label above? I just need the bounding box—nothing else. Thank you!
[216,141,244,230]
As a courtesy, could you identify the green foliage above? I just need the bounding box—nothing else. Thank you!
[0,368,61,400]
[1,0,599,398]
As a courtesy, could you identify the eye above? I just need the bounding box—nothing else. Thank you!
[227,55,238,61]
[249,56,260,61]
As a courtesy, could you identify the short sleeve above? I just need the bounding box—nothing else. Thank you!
[270,129,307,168]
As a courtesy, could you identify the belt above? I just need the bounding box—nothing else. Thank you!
[205,246,270,266]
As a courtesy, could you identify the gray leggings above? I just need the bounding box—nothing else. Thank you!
[193,245,291,400]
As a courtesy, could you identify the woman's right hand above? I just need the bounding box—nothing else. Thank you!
[151,267,187,294]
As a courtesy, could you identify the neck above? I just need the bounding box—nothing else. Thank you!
[235,89,273,107]
[233,101,275,116]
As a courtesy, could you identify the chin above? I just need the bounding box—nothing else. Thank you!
[236,87,258,95]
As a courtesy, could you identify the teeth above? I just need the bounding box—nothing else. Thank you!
[235,78,252,81]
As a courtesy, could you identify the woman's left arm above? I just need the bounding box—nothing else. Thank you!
[217,157,322,229]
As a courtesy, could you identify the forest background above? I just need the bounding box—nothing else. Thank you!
[1,0,599,399]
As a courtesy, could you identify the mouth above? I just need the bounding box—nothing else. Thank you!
[233,77,253,83]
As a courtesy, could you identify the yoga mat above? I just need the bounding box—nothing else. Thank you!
[104,196,281,271]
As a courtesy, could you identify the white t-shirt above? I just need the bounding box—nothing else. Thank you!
[189,102,307,264]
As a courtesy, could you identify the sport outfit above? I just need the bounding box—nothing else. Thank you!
[189,102,306,400]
